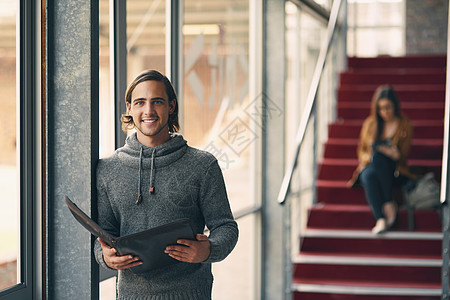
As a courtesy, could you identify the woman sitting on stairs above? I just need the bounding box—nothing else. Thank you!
[347,85,416,234]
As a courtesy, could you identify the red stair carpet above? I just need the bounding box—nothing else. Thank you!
[293,55,446,299]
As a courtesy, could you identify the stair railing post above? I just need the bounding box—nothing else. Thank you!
[283,197,292,300]
[441,7,450,299]
[276,2,345,299]
[442,204,449,300]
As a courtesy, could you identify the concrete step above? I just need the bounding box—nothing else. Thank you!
[306,204,442,232]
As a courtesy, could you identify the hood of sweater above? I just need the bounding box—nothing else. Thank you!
[116,132,188,204]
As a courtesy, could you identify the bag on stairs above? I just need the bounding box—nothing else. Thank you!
[402,172,440,209]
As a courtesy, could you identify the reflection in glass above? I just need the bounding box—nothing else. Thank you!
[126,0,166,84]
[0,0,18,291]
[183,1,255,299]
[183,0,252,210]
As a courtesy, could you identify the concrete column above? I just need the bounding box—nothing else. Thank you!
[262,0,286,299]
[45,0,99,299]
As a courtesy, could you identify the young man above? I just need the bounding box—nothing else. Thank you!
[94,70,239,299]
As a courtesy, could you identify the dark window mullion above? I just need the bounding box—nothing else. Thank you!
[19,0,34,296]
[113,0,127,149]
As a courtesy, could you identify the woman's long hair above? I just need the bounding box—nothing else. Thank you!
[369,85,402,142]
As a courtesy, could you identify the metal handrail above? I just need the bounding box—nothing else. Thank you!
[233,205,262,220]
[277,0,344,205]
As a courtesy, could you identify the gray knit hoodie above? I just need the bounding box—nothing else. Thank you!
[94,133,239,300]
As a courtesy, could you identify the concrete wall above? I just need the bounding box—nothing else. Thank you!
[406,0,448,54]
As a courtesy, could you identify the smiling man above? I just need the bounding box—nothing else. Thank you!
[126,79,175,147]
[94,70,238,299]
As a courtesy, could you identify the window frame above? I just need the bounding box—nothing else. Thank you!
[0,0,37,298]
[103,1,263,298]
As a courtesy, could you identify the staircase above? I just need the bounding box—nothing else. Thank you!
[292,55,446,299]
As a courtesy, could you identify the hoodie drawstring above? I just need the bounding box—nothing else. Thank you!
[136,147,156,205]
[148,149,155,194]
[136,147,143,204]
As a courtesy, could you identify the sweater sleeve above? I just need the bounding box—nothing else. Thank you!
[199,160,239,263]
[93,163,120,271]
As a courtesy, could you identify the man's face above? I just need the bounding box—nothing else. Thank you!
[127,80,176,147]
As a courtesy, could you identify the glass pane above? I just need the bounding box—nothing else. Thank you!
[353,0,403,27]
[99,1,117,297]
[183,0,253,210]
[355,28,403,57]
[126,0,166,83]
[212,214,257,300]
[183,1,256,298]
[347,0,405,57]
[0,0,18,291]
[285,1,328,251]
[99,0,113,159]
[285,3,325,166]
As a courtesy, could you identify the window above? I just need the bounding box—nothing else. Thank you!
[0,0,35,299]
[126,0,166,80]
[99,1,168,297]
[0,1,19,292]
[99,0,113,159]
[99,1,261,298]
[347,0,405,57]
[181,1,260,298]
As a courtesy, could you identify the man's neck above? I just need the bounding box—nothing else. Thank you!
[136,132,171,148]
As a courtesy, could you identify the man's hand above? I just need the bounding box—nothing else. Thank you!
[98,237,142,270]
[165,234,211,263]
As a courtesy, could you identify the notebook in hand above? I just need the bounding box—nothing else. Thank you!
[65,196,196,273]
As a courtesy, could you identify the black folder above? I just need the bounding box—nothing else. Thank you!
[65,196,195,273]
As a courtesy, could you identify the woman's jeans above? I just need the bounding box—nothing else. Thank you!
[359,151,406,220]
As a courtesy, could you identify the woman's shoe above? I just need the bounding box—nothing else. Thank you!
[372,218,387,234]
